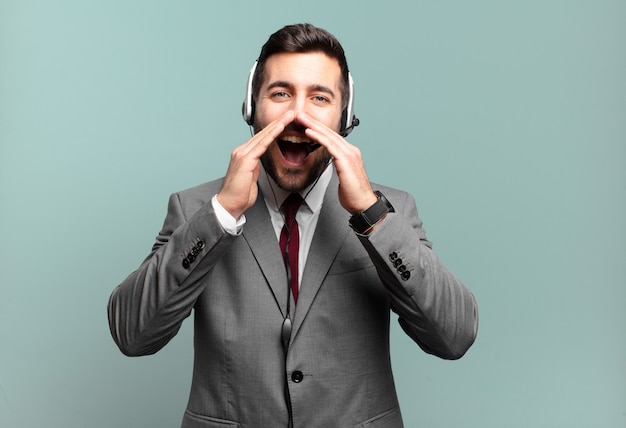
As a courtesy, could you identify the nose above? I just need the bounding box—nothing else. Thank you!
[291,93,308,117]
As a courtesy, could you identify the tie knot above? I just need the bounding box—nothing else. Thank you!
[281,193,303,222]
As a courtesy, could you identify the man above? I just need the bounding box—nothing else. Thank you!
[108,23,478,428]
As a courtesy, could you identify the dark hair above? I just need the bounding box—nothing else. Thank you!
[252,23,350,107]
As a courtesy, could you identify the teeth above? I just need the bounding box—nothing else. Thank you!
[281,136,312,144]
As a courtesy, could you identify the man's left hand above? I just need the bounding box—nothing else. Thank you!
[297,112,377,215]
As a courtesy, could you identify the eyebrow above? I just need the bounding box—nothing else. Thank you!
[266,80,336,98]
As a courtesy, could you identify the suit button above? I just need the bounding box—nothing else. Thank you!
[393,258,402,268]
[291,371,303,383]
[196,240,205,250]
[389,252,398,261]
[182,257,190,269]
[401,271,411,281]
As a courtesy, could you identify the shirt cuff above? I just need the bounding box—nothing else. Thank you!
[211,195,246,236]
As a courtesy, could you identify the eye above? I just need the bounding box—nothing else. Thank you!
[312,95,330,104]
[271,91,289,99]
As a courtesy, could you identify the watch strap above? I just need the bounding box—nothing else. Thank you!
[349,191,394,234]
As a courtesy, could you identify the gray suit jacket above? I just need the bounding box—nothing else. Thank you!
[108,171,478,428]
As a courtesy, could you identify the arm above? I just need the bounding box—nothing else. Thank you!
[357,190,478,360]
[107,191,236,356]
[299,112,478,359]
[108,111,295,356]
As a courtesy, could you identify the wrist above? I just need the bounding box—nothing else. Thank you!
[212,195,246,235]
[349,191,394,235]
[215,193,244,220]
[351,192,378,215]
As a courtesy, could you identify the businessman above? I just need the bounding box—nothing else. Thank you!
[108,23,478,428]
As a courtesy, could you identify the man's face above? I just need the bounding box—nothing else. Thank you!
[254,51,343,192]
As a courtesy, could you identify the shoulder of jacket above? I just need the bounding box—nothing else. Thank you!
[174,178,224,198]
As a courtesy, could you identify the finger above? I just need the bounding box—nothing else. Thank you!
[297,112,353,157]
[298,113,368,178]
[305,126,355,164]
[242,110,295,156]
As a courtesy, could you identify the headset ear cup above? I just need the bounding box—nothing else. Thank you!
[242,100,255,126]
[242,61,258,126]
[242,102,250,125]
[340,109,348,137]
[341,72,358,137]
[246,100,255,126]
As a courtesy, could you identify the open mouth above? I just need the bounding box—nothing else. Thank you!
[277,137,321,164]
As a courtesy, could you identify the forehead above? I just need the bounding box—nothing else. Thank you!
[261,52,342,89]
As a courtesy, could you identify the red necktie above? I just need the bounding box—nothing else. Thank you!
[279,193,303,303]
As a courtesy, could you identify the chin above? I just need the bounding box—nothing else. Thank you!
[262,150,331,193]
[277,173,309,193]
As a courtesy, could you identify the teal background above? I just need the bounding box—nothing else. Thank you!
[1,1,625,427]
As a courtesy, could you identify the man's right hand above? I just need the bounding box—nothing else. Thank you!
[216,110,295,219]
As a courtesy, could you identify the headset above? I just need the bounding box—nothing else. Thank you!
[242,60,360,137]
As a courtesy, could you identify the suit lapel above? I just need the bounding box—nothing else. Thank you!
[241,172,352,338]
[292,173,351,339]
[242,193,289,318]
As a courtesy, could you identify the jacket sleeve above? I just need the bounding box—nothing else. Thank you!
[107,192,237,356]
[357,190,478,360]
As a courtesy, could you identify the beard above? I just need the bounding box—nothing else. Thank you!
[260,147,332,193]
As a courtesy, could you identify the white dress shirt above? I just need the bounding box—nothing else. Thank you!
[212,162,333,289]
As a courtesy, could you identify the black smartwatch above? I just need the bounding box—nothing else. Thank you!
[349,191,394,234]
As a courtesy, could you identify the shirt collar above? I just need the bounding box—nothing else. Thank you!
[258,161,333,215]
